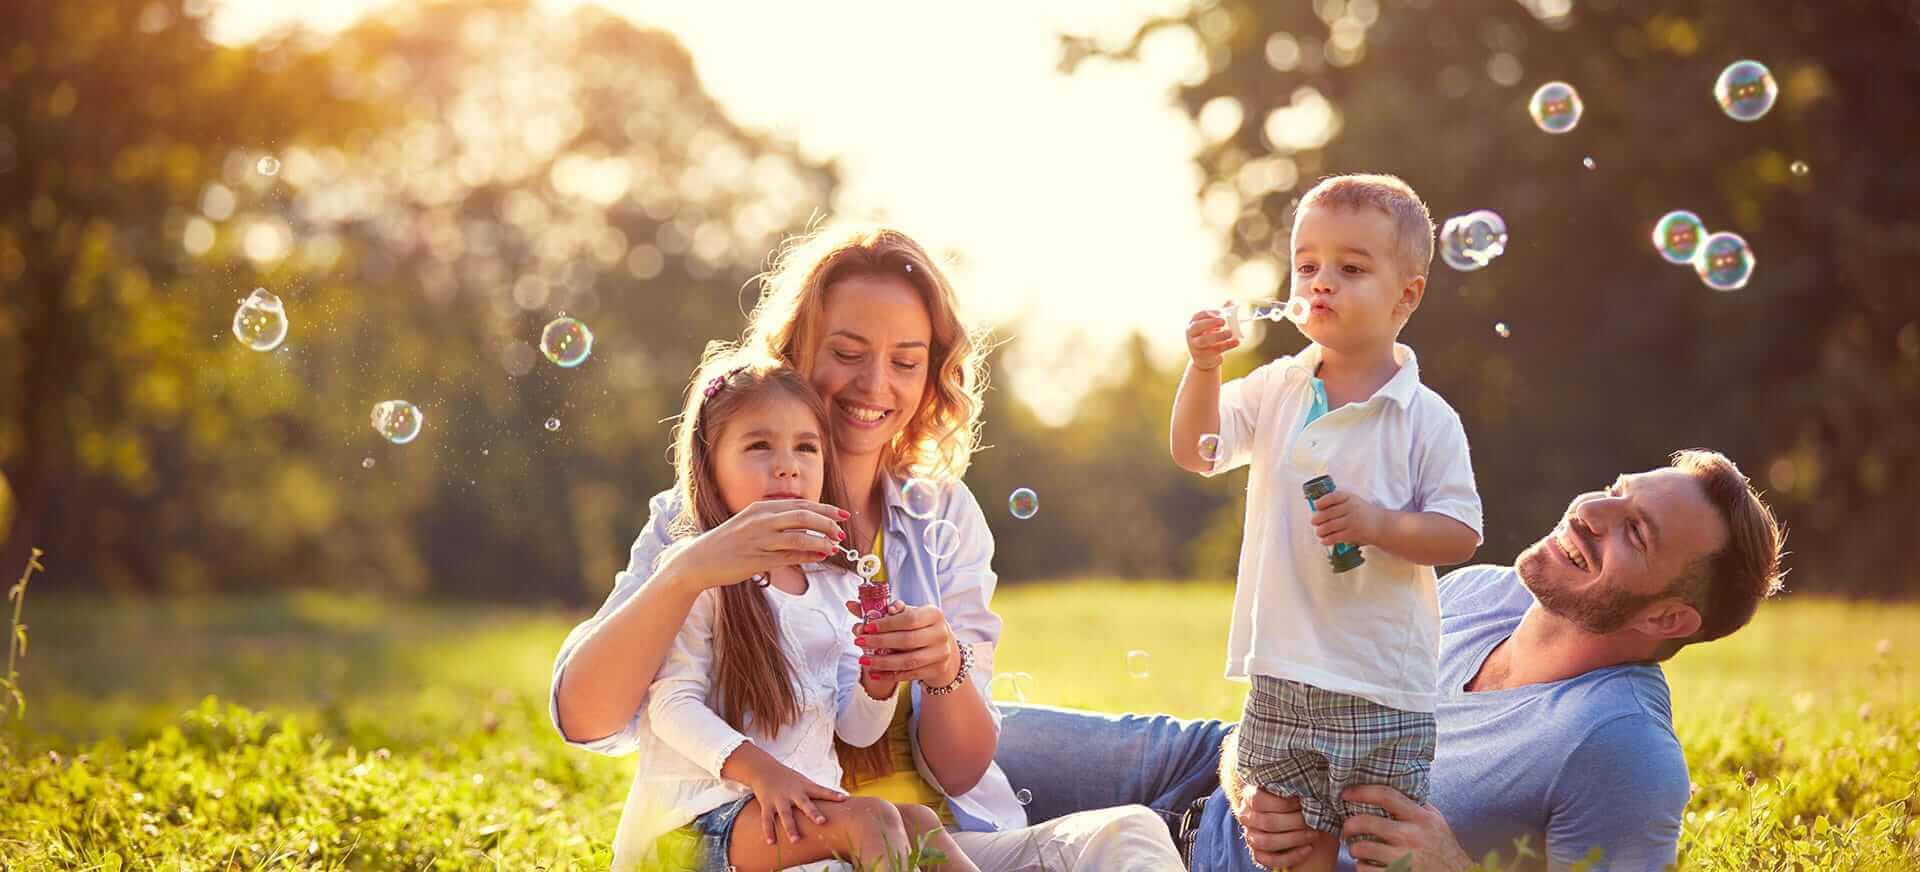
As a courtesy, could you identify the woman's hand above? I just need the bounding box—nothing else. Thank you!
[738,756,849,845]
[660,499,848,592]
[845,600,963,687]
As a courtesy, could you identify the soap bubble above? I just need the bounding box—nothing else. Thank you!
[1495,322,1512,339]
[1015,789,1034,806]
[923,519,960,561]
[545,417,562,432]
[1715,60,1777,122]
[540,316,594,368]
[1652,210,1707,265]
[1694,232,1755,291]
[901,478,940,520]
[1582,156,1596,170]
[370,400,424,445]
[989,672,1032,716]
[1528,81,1583,134]
[1440,211,1508,271]
[256,155,280,176]
[1008,487,1039,520]
[1126,650,1151,679]
[1790,160,1809,177]
[1197,434,1223,464]
[361,457,374,469]
[231,288,288,352]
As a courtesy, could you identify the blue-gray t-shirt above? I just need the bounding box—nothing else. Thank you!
[1387,564,1690,870]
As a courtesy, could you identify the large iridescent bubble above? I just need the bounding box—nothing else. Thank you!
[231,288,289,352]
[1528,81,1583,134]
[540,316,594,368]
[371,400,425,445]
[1652,210,1707,265]
[1715,60,1777,122]
[1694,232,1755,291]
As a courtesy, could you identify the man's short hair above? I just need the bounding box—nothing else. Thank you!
[1664,449,1786,655]
[1292,173,1436,279]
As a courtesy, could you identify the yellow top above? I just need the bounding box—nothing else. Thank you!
[840,528,956,825]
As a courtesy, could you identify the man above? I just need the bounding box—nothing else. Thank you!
[997,449,1785,871]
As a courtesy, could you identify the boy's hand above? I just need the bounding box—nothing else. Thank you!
[1186,307,1240,371]
[1310,491,1386,547]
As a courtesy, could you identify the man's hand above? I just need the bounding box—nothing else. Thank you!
[1232,783,1319,869]
[1340,785,1471,872]
[1309,490,1387,548]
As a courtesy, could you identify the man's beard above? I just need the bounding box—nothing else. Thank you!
[1516,540,1668,635]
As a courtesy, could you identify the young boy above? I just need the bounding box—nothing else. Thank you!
[1169,174,1483,871]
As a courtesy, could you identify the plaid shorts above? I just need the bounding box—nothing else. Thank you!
[1235,675,1436,838]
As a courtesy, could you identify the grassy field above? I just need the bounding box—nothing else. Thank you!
[1,582,1916,869]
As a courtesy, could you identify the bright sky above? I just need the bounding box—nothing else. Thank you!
[213,0,1254,423]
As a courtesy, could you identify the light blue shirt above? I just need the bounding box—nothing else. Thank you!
[1386,564,1690,871]
[548,474,1028,835]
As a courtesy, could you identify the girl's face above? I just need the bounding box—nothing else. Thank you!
[711,392,827,516]
[807,274,933,462]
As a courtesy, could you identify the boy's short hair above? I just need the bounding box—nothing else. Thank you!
[1292,174,1435,279]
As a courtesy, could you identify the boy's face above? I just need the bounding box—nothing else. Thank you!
[1290,204,1424,354]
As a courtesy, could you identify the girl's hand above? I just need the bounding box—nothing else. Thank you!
[1309,490,1386,548]
[741,760,848,845]
[663,499,849,592]
[846,600,963,687]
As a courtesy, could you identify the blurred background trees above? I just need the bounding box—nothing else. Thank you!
[4,0,1916,601]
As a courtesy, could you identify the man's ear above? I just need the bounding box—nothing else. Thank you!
[1396,272,1426,321]
[1635,598,1703,643]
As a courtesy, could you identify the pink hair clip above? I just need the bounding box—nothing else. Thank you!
[703,365,749,400]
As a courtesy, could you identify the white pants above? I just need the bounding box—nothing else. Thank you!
[950,804,1185,872]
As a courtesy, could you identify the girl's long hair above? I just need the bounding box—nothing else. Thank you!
[668,350,891,781]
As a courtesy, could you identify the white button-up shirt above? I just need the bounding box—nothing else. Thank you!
[1206,343,1482,713]
[613,565,896,868]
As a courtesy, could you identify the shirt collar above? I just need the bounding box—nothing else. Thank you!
[1278,342,1423,409]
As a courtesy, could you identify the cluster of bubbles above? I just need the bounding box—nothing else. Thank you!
[1653,209,1755,291]
[231,288,289,352]
[1494,322,1512,339]
[899,478,963,560]
[370,400,425,445]
[1439,210,1509,272]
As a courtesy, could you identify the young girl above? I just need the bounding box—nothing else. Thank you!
[633,352,976,872]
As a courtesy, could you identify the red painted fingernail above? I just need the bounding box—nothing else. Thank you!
[854,636,866,647]
[833,530,845,541]
[859,656,871,665]
[838,509,851,519]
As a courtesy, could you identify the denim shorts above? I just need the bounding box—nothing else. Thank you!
[688,795,754,872]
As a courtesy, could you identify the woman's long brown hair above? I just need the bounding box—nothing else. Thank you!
[670,349,892,782]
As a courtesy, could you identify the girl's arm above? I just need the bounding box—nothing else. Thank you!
[646,588,757,776]
[552,493,848,752]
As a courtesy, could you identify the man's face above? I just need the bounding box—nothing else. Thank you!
[1516,468,1729,634]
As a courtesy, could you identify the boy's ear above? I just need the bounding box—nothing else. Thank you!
[1396,273,1426,321]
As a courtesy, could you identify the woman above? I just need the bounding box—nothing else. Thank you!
[550,224,1180,870]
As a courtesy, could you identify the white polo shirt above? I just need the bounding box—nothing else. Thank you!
[1206,343,1482,713]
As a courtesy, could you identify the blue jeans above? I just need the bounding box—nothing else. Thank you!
[993,704,1266,871]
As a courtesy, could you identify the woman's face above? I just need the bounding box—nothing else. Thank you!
[808,274,934,464]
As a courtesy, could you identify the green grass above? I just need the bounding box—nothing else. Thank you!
[1,583,1916,869]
